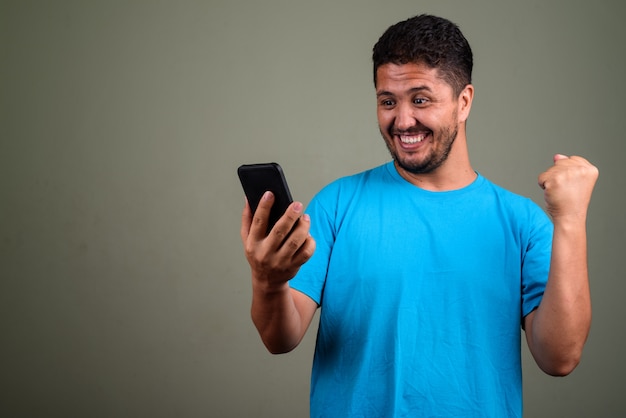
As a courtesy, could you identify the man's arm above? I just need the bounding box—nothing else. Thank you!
[241,191,318,354]
[525,154,599,376]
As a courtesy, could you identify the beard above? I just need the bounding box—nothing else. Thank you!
[382,123,458,175]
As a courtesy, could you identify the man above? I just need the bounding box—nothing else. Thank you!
[240,14,598,417]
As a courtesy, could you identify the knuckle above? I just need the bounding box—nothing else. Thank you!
[286,237,300,252]
[285,209,299,222]
[272,227,287,242]
[301,244,315,260]
[298,238,316,259]
[248,251,261,265]
[254,254,274,271]
[252,215,266,229]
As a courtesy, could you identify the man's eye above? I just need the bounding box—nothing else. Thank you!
[414,98,428,105]
[381,99,394,106]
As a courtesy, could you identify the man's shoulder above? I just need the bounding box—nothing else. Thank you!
[478,174,551,224]
[479,175,534,203]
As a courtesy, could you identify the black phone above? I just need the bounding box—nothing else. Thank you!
[237,163,294,232]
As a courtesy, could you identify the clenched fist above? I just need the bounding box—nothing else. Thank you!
[538,154,599,223]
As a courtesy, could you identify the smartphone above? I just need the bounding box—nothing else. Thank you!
[237,163,294,232]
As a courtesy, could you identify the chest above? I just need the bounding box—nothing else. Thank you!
[323,192,524,313]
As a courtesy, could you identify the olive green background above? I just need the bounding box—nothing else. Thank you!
[1,1,624,417]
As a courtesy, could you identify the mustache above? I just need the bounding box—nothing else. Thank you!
[390,125,431,135]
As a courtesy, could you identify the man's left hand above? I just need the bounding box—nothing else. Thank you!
[538,154,599,223]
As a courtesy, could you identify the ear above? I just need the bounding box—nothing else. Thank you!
[457,84,474,123]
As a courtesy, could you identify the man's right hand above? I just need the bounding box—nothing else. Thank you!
[240,191,316,290]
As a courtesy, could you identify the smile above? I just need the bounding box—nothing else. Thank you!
[400,133,427,144]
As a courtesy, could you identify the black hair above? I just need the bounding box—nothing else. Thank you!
[372,14,473,96]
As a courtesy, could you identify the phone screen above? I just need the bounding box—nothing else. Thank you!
[237,163,294,232]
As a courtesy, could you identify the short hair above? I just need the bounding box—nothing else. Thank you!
[372,14,473,96]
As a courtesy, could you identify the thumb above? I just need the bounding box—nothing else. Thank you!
[553,153,569,162]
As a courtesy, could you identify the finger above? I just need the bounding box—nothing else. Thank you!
[567,155,594,167]
[240,198,253,243]
[292,216,316,264]
[539,154,570,189]
[538,166,557,190]
[249,191,274,240]
[276,213,315,264]
[268,201,305,250]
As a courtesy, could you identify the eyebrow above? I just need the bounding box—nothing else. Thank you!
[376,86,433,97]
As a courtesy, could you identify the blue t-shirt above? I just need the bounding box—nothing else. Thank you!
[290,162,553,418]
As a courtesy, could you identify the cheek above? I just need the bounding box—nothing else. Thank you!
[376,111,392,129]
[430,109,454,128]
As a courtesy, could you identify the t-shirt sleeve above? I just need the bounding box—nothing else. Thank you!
[521,202,553,318]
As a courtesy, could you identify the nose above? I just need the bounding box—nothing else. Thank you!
[394,102,416,131]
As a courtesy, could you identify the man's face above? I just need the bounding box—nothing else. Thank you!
[376,62,466,175]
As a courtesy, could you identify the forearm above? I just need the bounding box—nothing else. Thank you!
[251,280,309,354]
[528,219,591,375]
[240,193,317,354]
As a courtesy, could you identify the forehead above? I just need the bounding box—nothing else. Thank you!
[375,62,452,96]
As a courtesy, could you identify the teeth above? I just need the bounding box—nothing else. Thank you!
[400,134,426,144]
